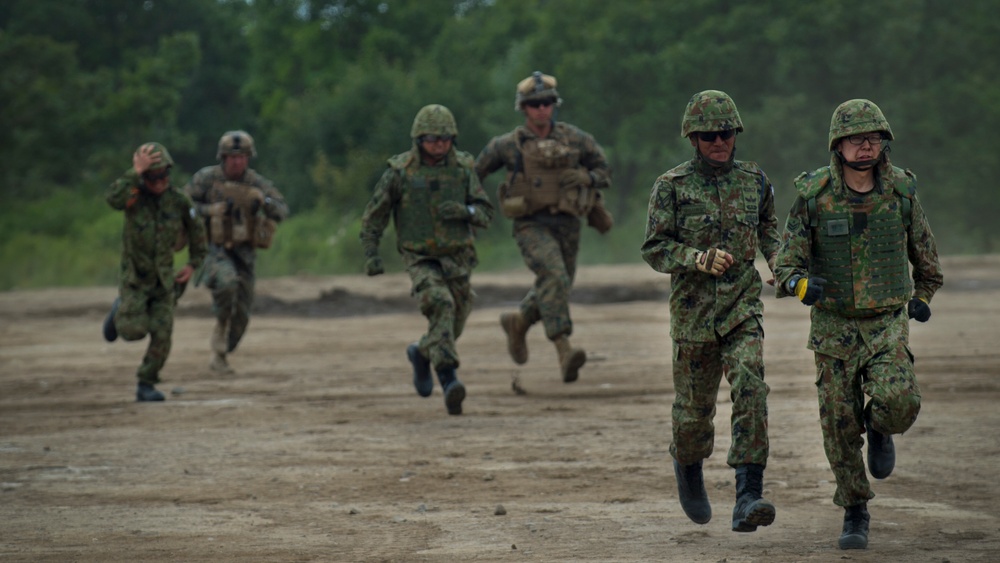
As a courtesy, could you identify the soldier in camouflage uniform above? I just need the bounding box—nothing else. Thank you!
[641,90,781,532]
[475,72,613,384]
[774,99,943,550]
[360,104,494,416]
[103,142,208,401]
[185,131,289,374]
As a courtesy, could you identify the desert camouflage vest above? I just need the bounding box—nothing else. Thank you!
[796,166,914,317]
[391,151,474,256]
[206,180,275,249]
[501,135,595,218]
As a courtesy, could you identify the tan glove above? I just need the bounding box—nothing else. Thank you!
[695,248,733,276]
[559,168,592,188]
[204,201,230,216]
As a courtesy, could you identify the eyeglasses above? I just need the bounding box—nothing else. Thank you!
[419,134,454,144]
[143,168,171,181]
[846,133,884,146]
[695,130,736,143]
[523,98,556,109]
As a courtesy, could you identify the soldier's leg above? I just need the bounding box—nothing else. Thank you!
[115,285,152,342]
[514,222,571,338]
[136,287,175,386]
[862,326,921,436]
[412,263,459,370]
[722,317,770,467]
[227,262,256,353]
[815,352,874,507]
[205,248,240,325]
[449,275,473,343]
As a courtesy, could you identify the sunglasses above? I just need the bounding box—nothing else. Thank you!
[143,168,171,181]
[523,98,556,109]
[846,133,884,146]
[419,134,454,144]
[696,130,736,143]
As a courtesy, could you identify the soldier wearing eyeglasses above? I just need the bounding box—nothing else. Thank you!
[641,90,781,534]
[360,104,493,416]
[103,142,208,402]
[774,99,943,550]
[475,71,613,386]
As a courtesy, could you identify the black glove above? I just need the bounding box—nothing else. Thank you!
[791,276,827,306]
[907,297,931,322]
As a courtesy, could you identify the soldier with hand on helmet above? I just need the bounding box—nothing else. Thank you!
[102,142,208,402]
[475,71,613,386]
[641,90,781,534]
[185,131,288,374]
[360,104,493,416]
[774,99,943,550]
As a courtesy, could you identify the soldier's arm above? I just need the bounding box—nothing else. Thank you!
[773,196,812,298]
[181,194,208,270]
[474,137,508,183]
[359,168,399,258]
[106,169,142,211]
[253,175,289,222]
[907,193,944,302]
[640,176,696,274]
[757,172,781,260]
[464,169,494,229]
[184,170,218,217]
[578,132,612,189]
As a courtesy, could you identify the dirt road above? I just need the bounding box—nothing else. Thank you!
[2,257,998,562]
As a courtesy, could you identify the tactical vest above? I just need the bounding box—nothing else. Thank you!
[206,180,276,249]
[392,151,475,256]
[499,135,595,218]
[796,166,914,317]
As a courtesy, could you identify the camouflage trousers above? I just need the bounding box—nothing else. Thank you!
[670,316,770,468]
[203,246,255,353]
[513,214,581,340]
[409,261,473,370]
[814,308,921,507]
[115,282,175,384]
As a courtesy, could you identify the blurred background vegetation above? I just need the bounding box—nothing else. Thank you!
[2,0,997,290]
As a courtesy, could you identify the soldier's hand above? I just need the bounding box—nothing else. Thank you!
[793,276,827,306]
[907,297,931,322]
[437,201,471,221]
[174,264,195,284]
[695,248,733,276]
[132,143,162,175]
[765,253,777,286]
[365,256,384,276]
[559,168,592,188]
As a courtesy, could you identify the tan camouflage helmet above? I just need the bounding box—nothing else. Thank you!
[828,99,893,150]
[411,104,458,139]
[680,90,744,138]
[139,142,175,171]
[216,130,257,160]
[514,71,562,111]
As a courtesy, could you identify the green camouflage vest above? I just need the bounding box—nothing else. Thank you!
[795,164,915,317]
[391,150,475,256]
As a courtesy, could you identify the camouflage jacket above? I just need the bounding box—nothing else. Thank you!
[360,146,494,278]
[185,164,288,263]
[641,154,781,341]
[107,169,207,291]
[474,121,612,190]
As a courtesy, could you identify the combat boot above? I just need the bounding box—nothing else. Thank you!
[136,382,165,402]
[211,320,228,355]
[553,336,586,383]
[102,297,121,342]
[673,459,712,524]
[499,312,530,364]
[406,343,433,398]
[210,351,235,374]
[731,464,776,532]
[838,503,870,549]
[865,404,895,479]
[436,367,465,416]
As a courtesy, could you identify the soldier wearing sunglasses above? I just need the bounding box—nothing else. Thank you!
[774,99,943,550]
[641,90,781,534]
[475,71,613,386]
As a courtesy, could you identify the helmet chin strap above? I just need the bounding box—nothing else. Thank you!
[836,151,879,171]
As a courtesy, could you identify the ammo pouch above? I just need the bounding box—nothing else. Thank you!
[499,137,595,219]
[207,181,273,249]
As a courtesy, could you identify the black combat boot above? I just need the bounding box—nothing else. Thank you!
[731,463,776,532]
[673,459,711,524]
[436,367,465,416]
[136,382,165,402]
[406,343,433,398]
[865,403,895,479]
[838,503,870,549]
[102,297,121,342]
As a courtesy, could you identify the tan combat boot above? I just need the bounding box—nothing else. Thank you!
[500,312,530,365]
[209,320,234,374]
[554,336,586,383]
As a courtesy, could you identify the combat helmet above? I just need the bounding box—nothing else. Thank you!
[411,104,458,139]
[139,142,174,171]
[828,99,893,150]
[216,130,257,160]
[514,71,562,111]
[681,90,744,138]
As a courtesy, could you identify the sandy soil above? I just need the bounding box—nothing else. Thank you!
[1,256,998,562]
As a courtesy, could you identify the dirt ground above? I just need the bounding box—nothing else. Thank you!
[2,256,998,562]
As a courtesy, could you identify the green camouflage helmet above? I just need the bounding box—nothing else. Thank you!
[828,99,894,150]
[680,90,744,138]
[411,104,458,139]
[514,71,562,111]
[216,130,257,160]
[139,142,174,171]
